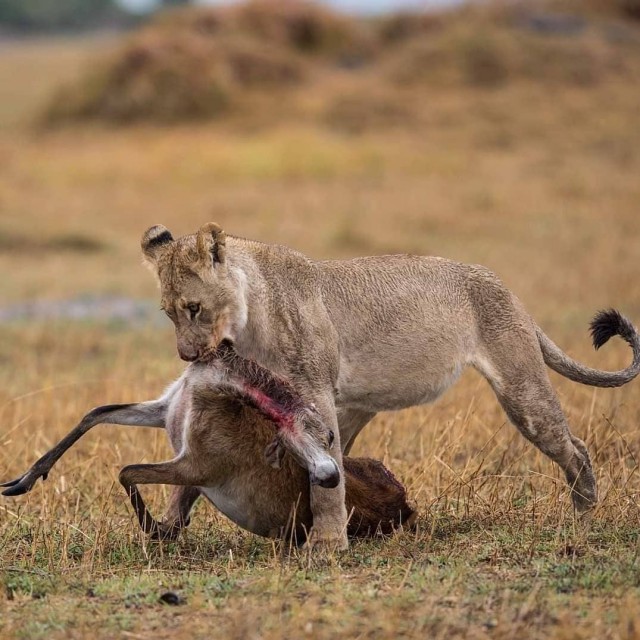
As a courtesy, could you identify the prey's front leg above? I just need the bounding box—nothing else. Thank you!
[1,400,167,497]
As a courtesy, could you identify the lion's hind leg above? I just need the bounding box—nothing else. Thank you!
[477,353,597,512]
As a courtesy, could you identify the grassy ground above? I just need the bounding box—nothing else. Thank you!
[2,12,640,639]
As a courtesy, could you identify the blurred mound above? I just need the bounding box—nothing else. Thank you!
[549,0,640,21]
[42,0,640,127]
[154,0,374,58]
[45,31,305,123]
[384,21,640,89]
[44,0,371,124]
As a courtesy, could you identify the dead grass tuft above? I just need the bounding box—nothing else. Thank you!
[219,0,373,58]
[154,0,373,59]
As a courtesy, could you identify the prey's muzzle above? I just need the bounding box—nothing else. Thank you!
[309,457,341,489]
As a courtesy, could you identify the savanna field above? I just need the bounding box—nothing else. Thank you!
[2,1,640,637]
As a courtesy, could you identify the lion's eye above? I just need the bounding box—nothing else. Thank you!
[186,302,201,320]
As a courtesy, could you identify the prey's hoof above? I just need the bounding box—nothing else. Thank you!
[569,477,597,514]
[309,459,341,489]
[149,522,182,542]
[1,470,46,496]
[572,493,597,515]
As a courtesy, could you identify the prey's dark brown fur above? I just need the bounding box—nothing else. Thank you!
[2,350,415,544]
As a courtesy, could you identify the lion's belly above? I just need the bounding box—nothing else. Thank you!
[336,335,473,412]
[337,362,466,411]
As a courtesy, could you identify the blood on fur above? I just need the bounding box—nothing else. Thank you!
[201,340,318,440]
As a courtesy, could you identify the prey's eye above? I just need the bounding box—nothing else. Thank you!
[328,430,335,448]
[186,302,201,320]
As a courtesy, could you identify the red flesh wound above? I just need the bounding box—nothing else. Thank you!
[241,382,297,433]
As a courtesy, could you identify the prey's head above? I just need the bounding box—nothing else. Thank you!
[141,223,245,362]
[264,408,340,489]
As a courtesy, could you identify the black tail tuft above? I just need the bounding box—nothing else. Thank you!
[590,309,637,351]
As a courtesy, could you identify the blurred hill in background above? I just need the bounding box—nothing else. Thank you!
[1,0,638,316]
[22,0,640,128]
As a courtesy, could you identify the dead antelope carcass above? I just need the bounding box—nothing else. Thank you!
[2,342,415,543]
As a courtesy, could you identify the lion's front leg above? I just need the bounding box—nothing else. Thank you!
[306,395,349,551]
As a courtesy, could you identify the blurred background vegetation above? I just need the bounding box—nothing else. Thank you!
[2,2,640,638]
[0,0,190,32]
[0,0,639,340]
[0,0,636,125]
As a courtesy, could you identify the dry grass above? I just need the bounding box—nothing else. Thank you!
[2,4,640,638]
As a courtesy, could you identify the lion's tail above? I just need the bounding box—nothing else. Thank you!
[536,309,640,388]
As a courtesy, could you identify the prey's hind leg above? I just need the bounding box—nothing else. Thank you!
[118,457,206,537]
[2,401,168,497]
[480,358,596,512]
[152,486,201,541]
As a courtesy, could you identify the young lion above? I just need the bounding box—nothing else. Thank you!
[137,222,640,550]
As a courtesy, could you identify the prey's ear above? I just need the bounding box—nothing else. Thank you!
[141,225,174,265]
[196,222,226,268]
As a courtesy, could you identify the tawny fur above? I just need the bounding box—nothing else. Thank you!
[140,223,640,548]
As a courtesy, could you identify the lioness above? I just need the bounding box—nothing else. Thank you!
[140,222,639,550]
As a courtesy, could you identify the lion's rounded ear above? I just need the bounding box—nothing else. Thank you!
[141,225,174,263]
[196,222,226,267]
